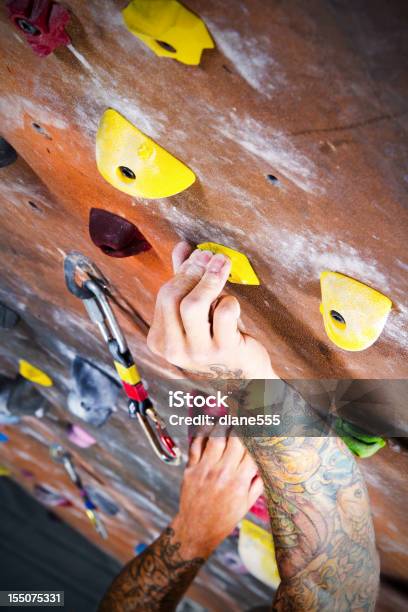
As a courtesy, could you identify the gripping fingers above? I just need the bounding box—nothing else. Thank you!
[248,475,264,506]
[172,248,214,290]
[239,452,259,481]
[172,241,194,273]
[156,249,214,329]
[222,434,247,469]
[181,254,231,335]
[188,436,206,467]
[212,296,241,346]
[203,423,229,463]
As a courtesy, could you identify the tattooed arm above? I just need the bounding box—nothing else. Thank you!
[99,431,263,612]
[241,381,380,611]
[98,525,204,612]
[145,242,379,609]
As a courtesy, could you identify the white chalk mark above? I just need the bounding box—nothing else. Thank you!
[67,44,93,72]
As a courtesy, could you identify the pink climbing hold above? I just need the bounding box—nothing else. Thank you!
[7,0,71,57]
[20,468,35,478]
[67,424,96,449]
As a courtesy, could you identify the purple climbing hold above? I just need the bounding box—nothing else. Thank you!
[89,208,151,258]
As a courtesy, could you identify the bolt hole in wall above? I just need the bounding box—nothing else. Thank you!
[155,40,177,53]
[31,122,49,138]
[267,174,279,185]
[28,201,40,212]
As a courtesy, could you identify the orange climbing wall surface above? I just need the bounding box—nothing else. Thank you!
[0,0,408,610]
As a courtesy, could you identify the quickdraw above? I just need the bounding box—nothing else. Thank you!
[63,252,181,465]
[49,444,107,539]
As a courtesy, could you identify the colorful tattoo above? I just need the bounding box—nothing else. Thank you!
[241,382,379,611]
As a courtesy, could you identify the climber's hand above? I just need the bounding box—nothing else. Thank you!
[147,241,276,379]
[171,429,263,558]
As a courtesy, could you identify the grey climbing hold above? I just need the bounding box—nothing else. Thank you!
[0,302,20,329]
[67,357,120,427]
[0,374,48,421]
[0,137,17,168]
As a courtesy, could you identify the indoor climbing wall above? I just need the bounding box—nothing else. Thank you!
[0,0,407,610]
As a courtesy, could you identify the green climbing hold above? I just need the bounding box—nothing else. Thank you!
[335,418,386,458]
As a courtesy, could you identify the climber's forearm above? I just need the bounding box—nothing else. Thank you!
[98,520,206,612]
[241,387,379,612]
[248,435,379,610]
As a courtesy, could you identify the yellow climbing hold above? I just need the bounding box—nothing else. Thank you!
[0,465,11,476]
[96,109,196,199]
[238,519,280,589]
[320,271,392,351]
[122,0,214,66]
[19,359,53,387]
[197,242,260,285]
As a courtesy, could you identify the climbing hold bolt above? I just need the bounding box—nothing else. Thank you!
[89,208,151,258]
[122,0,214,66]
[197,242,260,285]
[319,271,392,351]
[119,166,136,180]
[7,0,71,57]
[96,109,195,199]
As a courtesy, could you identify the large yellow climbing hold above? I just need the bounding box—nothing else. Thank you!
[320,271,392,351]
[197,242,260,285]
[96,109,196,199]
[122,0,214,65]
[19,360,53,387]
[238,519,280,588]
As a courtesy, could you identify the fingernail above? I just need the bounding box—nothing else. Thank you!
[207,253,227,273]
[194,250,213,266]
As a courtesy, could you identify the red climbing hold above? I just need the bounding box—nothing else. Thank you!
[89,208,151,258]
[6,0,71,57]
[249,494,269,524]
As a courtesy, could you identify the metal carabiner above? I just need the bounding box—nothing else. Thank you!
[64,252,181,466]
[83,279,128,356]
[64,251,109,299]
[130,399,181,464]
